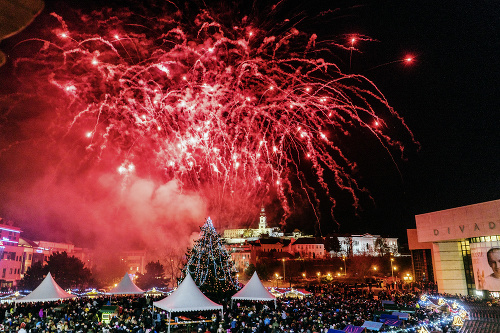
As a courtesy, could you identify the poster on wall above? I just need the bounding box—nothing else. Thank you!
[471,242,500,291]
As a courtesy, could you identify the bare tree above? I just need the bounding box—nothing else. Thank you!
[162,248,186,288]
[375,237,391,256]
[341,236,353,257]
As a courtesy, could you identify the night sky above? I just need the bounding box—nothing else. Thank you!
[0,0,498,248]
[349,1,500,238]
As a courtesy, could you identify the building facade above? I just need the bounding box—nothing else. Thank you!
[407,229,435,284]
[223,206,283,243]
[411,199,500,296]
[226,243,251,273]
[121,250,147,275]
[335,234,399,257]
[291,237,326,259]
[0,219,147,289]
[0,223,24,289]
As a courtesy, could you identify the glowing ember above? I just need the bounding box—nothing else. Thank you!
[14,5,416,226]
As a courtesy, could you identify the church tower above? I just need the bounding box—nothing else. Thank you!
[258,206,267,230]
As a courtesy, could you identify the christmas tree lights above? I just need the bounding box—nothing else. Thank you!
[182,217,240,302]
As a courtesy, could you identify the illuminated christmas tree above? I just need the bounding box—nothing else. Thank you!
[182,217,240,302]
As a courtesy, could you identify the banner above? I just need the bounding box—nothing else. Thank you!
[471,241,500,291]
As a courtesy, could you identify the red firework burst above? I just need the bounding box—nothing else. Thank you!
[12,3,416,228]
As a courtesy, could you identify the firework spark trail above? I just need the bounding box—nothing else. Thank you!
[14,6,416,229]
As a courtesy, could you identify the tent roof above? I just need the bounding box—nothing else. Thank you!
[232,271,276,301]
[361,321,383,331]
[107,273,144,295]
[16,272,76,303]
[153,273,222,313]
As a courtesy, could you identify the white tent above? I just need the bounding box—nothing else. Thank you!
[107,273,144,295]
[16,272,76,303]
[231,271,276,306]
[153,273,223,333]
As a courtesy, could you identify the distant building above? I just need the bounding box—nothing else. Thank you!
[291,237,325,259]
[223,211,399,263]
[407,229,434,283]
[18,238,45,277]
[0,218,146,289]
[250,238,293,264]
[0,223,24,289]
[335,234,399,257]
[121,250,147,275]
[226,243,251,273]
[223,206,283,243]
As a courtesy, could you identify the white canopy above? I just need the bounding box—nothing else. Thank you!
[107,273,144,295]
[153,273,223,313]
[16,272,76,303]
[232,271,276,303]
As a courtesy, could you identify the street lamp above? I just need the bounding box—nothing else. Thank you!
[170,259,175,288]
[282,259,286,284]
[342,256,347,276]
[390,258,394,279]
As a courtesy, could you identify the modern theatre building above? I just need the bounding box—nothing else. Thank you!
[408,199,500,296]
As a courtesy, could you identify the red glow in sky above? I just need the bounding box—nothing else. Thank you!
[0,2,417,251]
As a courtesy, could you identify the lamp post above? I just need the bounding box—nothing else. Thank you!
[282,259,286,285]
[342,256,347,276]
[170,259,174,288]
[390,258,395,279]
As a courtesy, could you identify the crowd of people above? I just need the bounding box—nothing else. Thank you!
[0,283,477,333]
